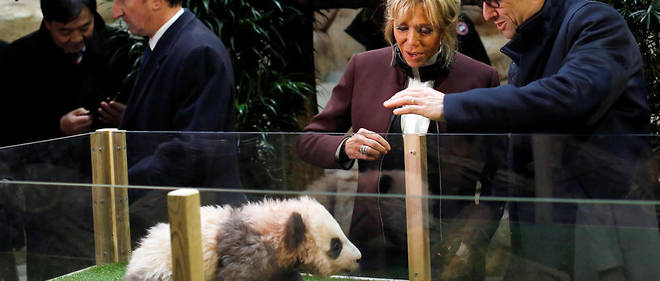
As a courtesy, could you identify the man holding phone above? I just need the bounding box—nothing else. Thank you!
[0,1,133,280]
[0,0,131,146]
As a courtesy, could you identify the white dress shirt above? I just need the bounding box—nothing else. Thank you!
[148,8,185,51]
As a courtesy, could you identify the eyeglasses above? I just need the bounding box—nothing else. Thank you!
[483,0,500,8]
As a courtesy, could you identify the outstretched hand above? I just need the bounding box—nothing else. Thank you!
[383,87,446,121]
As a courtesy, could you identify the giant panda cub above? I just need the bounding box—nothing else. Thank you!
[124,196,361,281]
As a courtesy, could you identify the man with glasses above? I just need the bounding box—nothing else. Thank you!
[385,0,660,280]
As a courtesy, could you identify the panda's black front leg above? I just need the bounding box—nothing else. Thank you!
[269,270,304,281]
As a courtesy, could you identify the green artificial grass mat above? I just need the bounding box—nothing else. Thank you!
[51,263,368,281]
[52,262,127,281]
[303,277,357,281]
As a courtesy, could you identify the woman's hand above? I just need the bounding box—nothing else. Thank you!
[383,88,446,121]
[345,128,391,161]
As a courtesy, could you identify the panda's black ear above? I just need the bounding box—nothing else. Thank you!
[284,212,306,251]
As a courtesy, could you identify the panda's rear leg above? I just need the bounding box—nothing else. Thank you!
[216,215,275,280]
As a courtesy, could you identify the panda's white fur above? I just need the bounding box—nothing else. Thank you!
[124,196,361,281]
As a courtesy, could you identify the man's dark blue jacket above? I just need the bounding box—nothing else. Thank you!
[445,0,650,200]
[445,0,648,135]
[443,0,656,278]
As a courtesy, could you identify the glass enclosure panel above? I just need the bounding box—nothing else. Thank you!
[0,135,93,184]
[0,135,95,280]
[1,132,658,281]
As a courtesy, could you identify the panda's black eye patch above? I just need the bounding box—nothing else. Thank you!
[326,237,342,260]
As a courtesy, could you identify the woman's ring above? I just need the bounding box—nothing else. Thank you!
[360,145,369,155]
[410,97,415,105]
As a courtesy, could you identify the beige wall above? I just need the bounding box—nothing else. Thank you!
[0,0,42,43]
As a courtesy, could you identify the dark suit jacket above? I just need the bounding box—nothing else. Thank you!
[120,9,235,132]
[297,46,501,274]
[119,10,245,241]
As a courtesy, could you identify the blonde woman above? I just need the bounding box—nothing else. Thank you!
[298,0,501,279]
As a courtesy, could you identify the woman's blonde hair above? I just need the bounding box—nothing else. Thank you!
[384,0,460,66]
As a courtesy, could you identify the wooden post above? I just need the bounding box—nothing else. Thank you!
[167,189,204,281]
[90,129,131,265]
[112,131,132,262]
[404,134,431,281]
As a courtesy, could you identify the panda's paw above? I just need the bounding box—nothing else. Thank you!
[123,271,172,281]
[269,270,304,281]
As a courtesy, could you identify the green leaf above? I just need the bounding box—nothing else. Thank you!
[272,0,283,12]
[202,0,210,13]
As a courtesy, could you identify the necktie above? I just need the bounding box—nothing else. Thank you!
[135,46,152,84]
[140,46,152,70]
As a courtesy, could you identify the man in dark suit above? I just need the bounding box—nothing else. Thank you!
[0,1,133,280]
[111,0,235,133]
[0,1,130,146]
[111,0,245,243]
[385,0,660,280]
